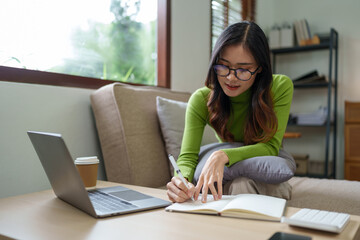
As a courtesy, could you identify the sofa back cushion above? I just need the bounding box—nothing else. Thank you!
[90,83,191,187]
[156,96,218,176]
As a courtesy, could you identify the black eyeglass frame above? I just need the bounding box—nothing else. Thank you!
[213,64,260,81]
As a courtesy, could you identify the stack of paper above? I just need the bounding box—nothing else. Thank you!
[292,106,328,125]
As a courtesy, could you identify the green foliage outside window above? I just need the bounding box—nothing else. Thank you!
[50,0,156,85]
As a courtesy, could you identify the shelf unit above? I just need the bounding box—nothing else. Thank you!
[271,28,338,178]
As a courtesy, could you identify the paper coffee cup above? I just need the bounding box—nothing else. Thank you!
[75,156,99,188]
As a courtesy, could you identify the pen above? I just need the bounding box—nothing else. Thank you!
[168,154,194,201]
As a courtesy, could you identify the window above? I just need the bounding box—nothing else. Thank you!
[0,0,158,86]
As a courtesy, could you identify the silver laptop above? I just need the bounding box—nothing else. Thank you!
[27,131,171,218]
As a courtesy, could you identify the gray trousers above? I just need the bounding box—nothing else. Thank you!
[223,177,292,200]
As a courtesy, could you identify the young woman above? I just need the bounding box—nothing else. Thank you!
[166,21,294,203]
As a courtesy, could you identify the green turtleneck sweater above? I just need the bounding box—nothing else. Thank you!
[177,74,293,183]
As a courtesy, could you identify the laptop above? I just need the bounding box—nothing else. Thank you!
[27,131,171,218]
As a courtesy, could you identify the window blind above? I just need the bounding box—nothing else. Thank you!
[211,0,242,50]
[211,0,256,50]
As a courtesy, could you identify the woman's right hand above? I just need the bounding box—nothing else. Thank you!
[166,176,196,203]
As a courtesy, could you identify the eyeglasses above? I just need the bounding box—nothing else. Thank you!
[213,64,260,81]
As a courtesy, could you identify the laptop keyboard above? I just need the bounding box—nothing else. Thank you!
[88,190,137,213]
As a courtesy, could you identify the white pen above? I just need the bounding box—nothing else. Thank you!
[168,154,194,201]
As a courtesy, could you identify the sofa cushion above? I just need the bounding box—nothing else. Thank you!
[194,142,295,184]
[90,83,191,187]
[156,96,218,176]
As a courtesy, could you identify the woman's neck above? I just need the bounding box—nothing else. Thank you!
[229,88,251,103]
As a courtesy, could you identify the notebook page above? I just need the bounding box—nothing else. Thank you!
[165,195,234,212]
[222,194,286,218]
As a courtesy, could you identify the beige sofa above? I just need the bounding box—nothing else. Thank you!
[91,83,360,215]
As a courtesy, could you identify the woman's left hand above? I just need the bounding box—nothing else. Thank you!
[194,150,229,203]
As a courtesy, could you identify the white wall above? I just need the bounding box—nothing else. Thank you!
[0,81,105,198]
[171,0,211,93]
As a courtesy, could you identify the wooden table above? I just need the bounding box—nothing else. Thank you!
[0,181,359,240]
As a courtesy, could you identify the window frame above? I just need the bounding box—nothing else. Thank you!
[0,0,170,89]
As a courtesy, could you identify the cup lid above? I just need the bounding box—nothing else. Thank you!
[75,156,99,165]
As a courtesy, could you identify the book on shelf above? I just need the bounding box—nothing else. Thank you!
[165,193,287,221]
[293,70,319,81]
[293,19,320,46]
[292,70,327,86]
[293,20,303,46]
[294,19,309,46]
[303,19,311,40]
[293,75,327,86]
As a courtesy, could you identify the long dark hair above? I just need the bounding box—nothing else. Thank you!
[205,21,277,145]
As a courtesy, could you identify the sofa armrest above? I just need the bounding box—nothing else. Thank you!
[90,83,191,187]
[288,177,360,215]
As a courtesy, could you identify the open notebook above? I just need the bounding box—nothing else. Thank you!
[166,194,287,221]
